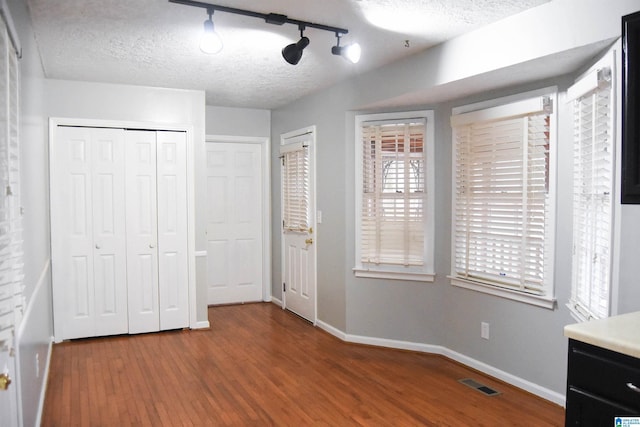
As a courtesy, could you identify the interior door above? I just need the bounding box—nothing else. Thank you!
[206,141,263,305]
[156,131,189,329]
[51,126,128,340]
[281,128,316,323]
[0,354,18,427]
[125,130,160,334]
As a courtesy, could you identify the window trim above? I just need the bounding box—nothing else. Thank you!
[566,50,619,322]
[449,87,558,308]
[354,110,435,282]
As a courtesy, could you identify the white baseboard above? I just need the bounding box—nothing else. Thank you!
[193,320,210,329]
[270,297,283,308]
[442,348,566,406]
[315,319,566,407]
[316,320,347,340]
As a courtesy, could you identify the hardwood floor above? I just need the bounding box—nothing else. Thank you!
[42,303,564,426]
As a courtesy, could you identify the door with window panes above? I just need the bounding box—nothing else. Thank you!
[280,128,316,323]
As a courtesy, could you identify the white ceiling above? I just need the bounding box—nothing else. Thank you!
[26,0,553,109]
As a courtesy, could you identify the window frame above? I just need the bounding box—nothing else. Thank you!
[449,88,558,309]
[567,51,619,322]
[354,110,435,282]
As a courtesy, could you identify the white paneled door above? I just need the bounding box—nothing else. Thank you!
[156,131,189,330]
[280,128,316,323]
[0,353,18,427]
[125,130,160,334]
[51,127,128,340]
[206,141,264,305]
[126,130,189,333]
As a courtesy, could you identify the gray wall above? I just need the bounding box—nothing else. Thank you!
[270,0,640,400]
[205,105,270,137]
[9,0,52,425]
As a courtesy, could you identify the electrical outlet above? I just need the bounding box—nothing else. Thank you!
[481,322,490,340]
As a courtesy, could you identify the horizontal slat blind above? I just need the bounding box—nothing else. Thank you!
[361,121,426,266]
[282,144,309,232]
[569,70,613,320]
[0,17,22,352]
[453,100,551,294]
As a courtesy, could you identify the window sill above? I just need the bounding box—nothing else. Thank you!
[354,268,435,282]
[566,302,602,323]
[449,276,556,309]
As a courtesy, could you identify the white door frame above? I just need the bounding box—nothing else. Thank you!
[280,126,317,324]
[49,117,199,334]
[205,135,272,302]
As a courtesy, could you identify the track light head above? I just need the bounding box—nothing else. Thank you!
[331,43,361,64]
[332,34,361,64]
[200,11,223,54]
[282,36,310,65]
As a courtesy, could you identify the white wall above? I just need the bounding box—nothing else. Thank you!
[271,0,640,403]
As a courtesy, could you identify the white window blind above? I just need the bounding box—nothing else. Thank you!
[0,7,22,353]
[360,120,426,266]
[568,66,614,321]
[452,96,553,296]
[281,142,310,232]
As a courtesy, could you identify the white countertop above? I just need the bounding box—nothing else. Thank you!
[564,311,640,359]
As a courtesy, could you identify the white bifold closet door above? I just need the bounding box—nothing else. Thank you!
[51,127,129,340]
[51,126,189,341]
[125,130,189,334]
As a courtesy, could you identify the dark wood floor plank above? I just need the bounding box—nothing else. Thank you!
[42,303,564,426]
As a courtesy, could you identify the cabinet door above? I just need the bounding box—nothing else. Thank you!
[156,131,189,330]
[125,130,160,334]
[51,127,128,340]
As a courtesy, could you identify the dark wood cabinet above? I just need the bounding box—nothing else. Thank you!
[622,11,640,203]
[566,339,640,426]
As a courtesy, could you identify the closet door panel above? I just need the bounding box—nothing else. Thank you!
[91,129,128,336]
[51,127,128,340]
[125,131,160,334]
[156,131,189,330]
[61,129,95,339]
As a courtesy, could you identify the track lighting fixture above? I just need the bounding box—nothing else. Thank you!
[200,9,223,54]
[282,26,310,65]
[169,0,360,65]
[331,34,361,64]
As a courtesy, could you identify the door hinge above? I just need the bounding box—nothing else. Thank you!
[283,282,286,292]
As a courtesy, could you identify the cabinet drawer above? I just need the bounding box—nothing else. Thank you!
[566,387,638,427]
[568,340,640,411]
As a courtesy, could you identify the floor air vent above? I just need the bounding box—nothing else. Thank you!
[458,378,501,396]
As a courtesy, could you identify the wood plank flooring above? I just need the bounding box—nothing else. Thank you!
[42,303,564,426]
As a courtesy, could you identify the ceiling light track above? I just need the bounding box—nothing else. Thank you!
[169,0,360,64]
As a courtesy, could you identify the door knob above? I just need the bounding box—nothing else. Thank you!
[0,373,11,390]
[149,243,156,249]
[95,244,101,249]
[305,238,313,245]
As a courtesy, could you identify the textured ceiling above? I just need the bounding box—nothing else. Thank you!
[26,0,552,109]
